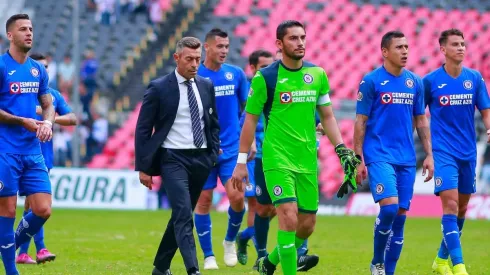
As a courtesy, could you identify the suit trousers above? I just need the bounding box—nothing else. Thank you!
[153,148,212,273]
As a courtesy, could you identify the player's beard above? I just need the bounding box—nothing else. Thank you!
[14,38,32,53]
[283,48,304,61]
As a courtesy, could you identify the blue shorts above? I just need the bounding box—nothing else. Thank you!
[245,159,256,197]
[203,154,237,190]
[434,152,476,195]
[0,153,51,197]
[367,162,416,210]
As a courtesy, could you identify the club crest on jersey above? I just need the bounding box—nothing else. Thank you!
[463,80,473,90]
[380,92,392,104]
[280,92,292,104]
[439,95,450,106]
[273,185,283,196]
[225,72,234,81]
[405,78,414,88]
[357,91,363,101]
[256,186,262,196]
[0,180,3,191]
[30,67,39,77]
[375,183,384,194]
[303,73,313,84]
[435,177,443,187]
[9,82,20,94]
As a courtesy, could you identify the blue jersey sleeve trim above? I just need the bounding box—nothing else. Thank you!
[261,61,280,127]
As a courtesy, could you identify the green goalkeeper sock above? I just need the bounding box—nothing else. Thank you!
[295,236,305,248]
[278,230,297,275]
[268,245,280,265]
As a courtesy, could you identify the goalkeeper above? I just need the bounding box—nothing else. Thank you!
[231,20,360,275]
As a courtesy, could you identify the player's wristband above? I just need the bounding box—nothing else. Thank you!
[237,153,248,164]
[43,120,53,128]
[355,154,362,161]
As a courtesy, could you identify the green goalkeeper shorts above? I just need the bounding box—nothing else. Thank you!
[264,169,319,214]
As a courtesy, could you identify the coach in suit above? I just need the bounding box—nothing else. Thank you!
[135,36,220,275]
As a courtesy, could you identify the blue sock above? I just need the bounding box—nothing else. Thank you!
[239,226,255,242]
[297,238,308,256]
[194,213,214,258]
[442,214,464,265]
[18,210,31,255]
[372,204,398,265]
[34,225,46,252]
[15,212,47,250]
[254,213,270,258]
[437,217,465,260]
[225,206,245,242]
[385,214,406,275]
[0,217,19,275]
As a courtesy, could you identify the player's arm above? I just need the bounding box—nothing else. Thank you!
[354,77,374,186]
[232,71,266,191]
[237,68,249,112]
[316,104,343,146]
[54,91,77,126]
[475,75,490,141]
[414,77,433,182]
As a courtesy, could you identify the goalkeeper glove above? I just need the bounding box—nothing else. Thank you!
[335,144,362,198]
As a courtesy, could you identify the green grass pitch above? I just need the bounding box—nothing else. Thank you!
[11,209,490,274]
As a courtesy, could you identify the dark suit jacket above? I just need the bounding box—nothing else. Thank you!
[134,72,220,176]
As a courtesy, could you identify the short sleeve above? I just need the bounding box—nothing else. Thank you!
[245,71,267,115]
[38,64,49,96]
[413,77,425,116]
[317,69,331,106]
[422,76,432,107]
[53,90,72,115]
[475,73,490,111]
[237,68,249,104]
[356,77,375,116]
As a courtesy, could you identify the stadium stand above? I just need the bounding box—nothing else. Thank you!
[88,0,490,199]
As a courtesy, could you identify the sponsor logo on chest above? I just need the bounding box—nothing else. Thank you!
[279,90,316,104]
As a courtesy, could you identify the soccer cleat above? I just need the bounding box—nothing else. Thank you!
[223,240,238,267]
[257,256,276,275]
[16,253,36,264]
[370,263,386,275]
[432,256,454,275]
[453,264,469,275]
[297,254,319,272]
[36,248,56,264]
[236,232,248,265]
[203,256,219,270]
[253,258,260,271]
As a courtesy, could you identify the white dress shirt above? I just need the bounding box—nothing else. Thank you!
[162,70,207,149]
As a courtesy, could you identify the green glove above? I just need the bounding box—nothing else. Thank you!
[335,144,361,198]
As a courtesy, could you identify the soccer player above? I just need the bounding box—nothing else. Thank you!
[425,29,490,275]
[195,28,250,269]
[15,52,77,265]
[231,20,360,275]
[0,14,55,275]
[354,31,434,275]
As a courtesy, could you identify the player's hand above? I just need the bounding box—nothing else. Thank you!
[356,160,367,186]
[248,141,257,161]
[316,123,324,134]
[486,129,490,143]
[36,121,53,142]
[139,171,153,190]
[231,163,249,192]
[335,144,362,198]
[21,118,41,133]
[422,154,434,182]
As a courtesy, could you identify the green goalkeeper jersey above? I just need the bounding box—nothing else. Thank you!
[246,60,331,173]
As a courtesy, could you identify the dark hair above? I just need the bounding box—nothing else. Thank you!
[176,37,201,52]
[6,14,30,33]
[439,28,464,46]
[249,50,273,66]
[205,28,228,42]
[276,20,305,40]
[29,52,46,61]
[381,31,405,49]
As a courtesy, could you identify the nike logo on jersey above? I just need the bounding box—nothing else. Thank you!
[438,84,447,88]
[380,80,389,85]
[8,70,16,75]
[0,243,14,249]
[198,231,210,237]
[278,78,288,83]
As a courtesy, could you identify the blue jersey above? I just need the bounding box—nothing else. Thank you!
[37,89,72,168]
[424,66,490,161]
[198,63,248,159]
[0,52,49,154]
[356,66,425,165]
